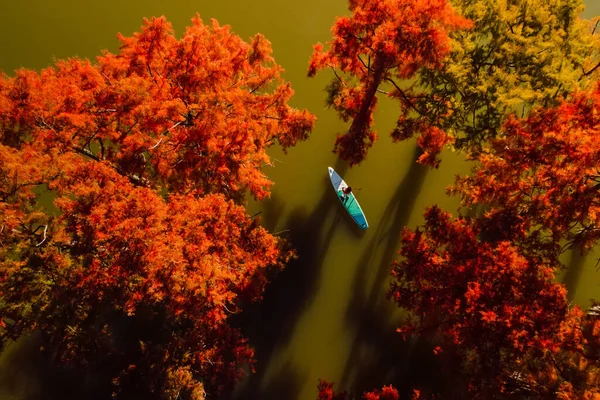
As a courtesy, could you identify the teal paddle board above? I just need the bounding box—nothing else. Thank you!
[328,167,369,230]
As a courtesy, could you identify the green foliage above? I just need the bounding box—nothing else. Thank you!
[404,0,600,151]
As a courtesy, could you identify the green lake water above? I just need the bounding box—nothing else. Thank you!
[1,1,599,399]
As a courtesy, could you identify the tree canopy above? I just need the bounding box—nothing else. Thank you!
[405,0,600,157]
[310,3,600,391]
[328,83,600,396]
[308,0,471,166]
[311,0,599,166]
[0,15,314,399]
[452,83,600,255]
[388,83,600,398]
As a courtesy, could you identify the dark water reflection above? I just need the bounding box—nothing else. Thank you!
[0,334,107,400]
[230,159,348,400]
[561,246,589,302]
[339,147,433,396]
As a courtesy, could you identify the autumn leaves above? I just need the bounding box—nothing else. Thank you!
[309,0,599,167]
[1,0,600,399]
[0,15,311,399]
[309,0,600,398]
[308,0,471,166]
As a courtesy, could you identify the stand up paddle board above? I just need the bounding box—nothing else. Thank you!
[328,167,368,230]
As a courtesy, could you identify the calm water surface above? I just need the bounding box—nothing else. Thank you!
[1,1,599,399]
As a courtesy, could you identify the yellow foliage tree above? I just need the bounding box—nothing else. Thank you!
[393,0,599,163]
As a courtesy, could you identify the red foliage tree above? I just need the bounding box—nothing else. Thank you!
[390,206,572,396]
[529,306,600,398]
[390,202,600,397]
[316,379,350,400]
[0,15,313,399]
[420,83,600,397]
[316,380,422,400]
[363,385,400,400]
[452,84,600,257]
[308,0,470,166]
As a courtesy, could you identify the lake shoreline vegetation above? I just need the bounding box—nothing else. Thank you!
[1,0,600,399]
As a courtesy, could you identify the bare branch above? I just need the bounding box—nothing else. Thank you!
[82,128,101,150]
[148,137,163,150]
[357,55,370,71]
[101,71,113,86]
[93,108,117,114]
[223,304,236,314]
[34,116,54,131]
[385,77,426,116]
[73,146,101,162]
[579,60,600,81]
[249,74,273,94]
[328,65,345,86]
[72,146,148,186]
[36,225,48,247]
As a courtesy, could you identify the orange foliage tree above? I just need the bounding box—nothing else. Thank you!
[307,0,470,166]
[0,15,314,399]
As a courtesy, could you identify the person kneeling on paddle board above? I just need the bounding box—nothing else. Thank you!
[342,186,352,201]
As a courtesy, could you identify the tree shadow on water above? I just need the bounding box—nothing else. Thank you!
[339,146,441,396]
[230,159,348,400]
[561,245,588,302]
[0,334,107,400]
[232,360,308,400]
[255,191,286,232]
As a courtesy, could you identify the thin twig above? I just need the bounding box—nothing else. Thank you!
[357,55,370,71]
[36,225,48,247]
[73,146,101,162]
[223,304,236,314]
[249,75,271,94]
[385,77,425,116]
[328,65,345,86]
[579,60,600,81]
[101,71,113,86]
[148,137,163,150]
